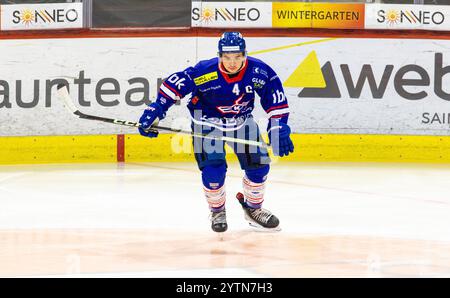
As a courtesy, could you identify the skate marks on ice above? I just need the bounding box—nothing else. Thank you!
[0,229,449,277]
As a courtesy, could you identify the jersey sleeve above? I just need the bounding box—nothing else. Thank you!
[155,67,197,113]
[255,65,290,127]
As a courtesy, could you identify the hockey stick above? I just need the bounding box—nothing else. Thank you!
[56,84,269,149]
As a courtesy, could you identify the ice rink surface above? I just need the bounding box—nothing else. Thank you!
[1,161,450,277]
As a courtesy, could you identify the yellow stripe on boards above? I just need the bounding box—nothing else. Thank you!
[123,134,239,162]
[0,135,117,165]
[2,134,450,165]
[124,134,193,162]
[124,134,450,164]
[286,134,450,163]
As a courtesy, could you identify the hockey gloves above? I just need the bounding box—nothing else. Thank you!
[268,122,294,157]
[138,102,166,138]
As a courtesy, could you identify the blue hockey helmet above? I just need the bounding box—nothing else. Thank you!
[218,32,246,55]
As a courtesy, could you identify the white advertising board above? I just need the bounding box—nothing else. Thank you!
[1,3,83,31]
[1,36,450,136]
[365,4,450,31]
[191,1,272,28]
[197,37,450,136]
[0,37,196,136]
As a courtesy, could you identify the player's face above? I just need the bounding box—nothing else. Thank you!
[220,52,246,74]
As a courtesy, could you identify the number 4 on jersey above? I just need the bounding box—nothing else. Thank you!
[232,83,240,96]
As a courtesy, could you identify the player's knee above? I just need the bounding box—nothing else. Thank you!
[202,163,227,189]
[245,164,270,183]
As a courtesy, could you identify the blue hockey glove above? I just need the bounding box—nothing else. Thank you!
[268,122,294,157]
[138,102,165,138]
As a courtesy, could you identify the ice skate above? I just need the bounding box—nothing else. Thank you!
[236,192,281,232]
[210,209,228,233]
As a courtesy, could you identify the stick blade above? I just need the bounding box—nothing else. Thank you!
[56,84,79,114]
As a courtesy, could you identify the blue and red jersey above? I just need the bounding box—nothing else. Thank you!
[156,56,289,131]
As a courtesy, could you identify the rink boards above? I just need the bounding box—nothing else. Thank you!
[1,30,450,164]
[2,133,450,165]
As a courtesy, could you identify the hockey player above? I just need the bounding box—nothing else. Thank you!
[138,32,294,233]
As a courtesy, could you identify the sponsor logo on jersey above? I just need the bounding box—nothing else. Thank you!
[199,85,222,92]
[252,78,266,89]
[194,71,219,86]
[252,67,268,78]
[216,94,251,114]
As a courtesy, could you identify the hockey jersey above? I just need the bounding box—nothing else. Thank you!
[156,56,290,131]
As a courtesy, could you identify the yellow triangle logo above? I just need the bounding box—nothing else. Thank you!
[284,51,326,88]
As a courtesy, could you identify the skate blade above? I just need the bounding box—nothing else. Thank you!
[248,222,282,233]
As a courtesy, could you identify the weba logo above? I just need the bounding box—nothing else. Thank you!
[298,53,450,101]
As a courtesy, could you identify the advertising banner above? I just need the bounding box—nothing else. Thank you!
[365,4,450,31]
[0,37,196,136]
[272,2,365,29]
[1,3,83,31]
[191,1,272,28]
[1,36,450,136]
[192,2,364,29]
[197,37,450,136]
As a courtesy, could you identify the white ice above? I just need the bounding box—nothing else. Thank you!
[1,161,450,277]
